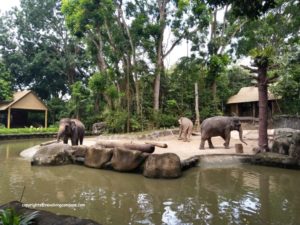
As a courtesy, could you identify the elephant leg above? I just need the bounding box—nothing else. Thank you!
[221,134,229,149]
[71,136,78,146]
[200,138,205,149]
[224,134,230,149]
[63,136,68,144]
[186,127,192,142]
[178,127,183,140]
[208,138,214,149]
[182,127,189,141]
[79,136,83,145]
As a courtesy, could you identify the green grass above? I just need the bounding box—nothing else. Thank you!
[0,127,57,135]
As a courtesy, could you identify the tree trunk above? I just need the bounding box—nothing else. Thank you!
[125,56,131,132]
[153,0,168,112]
[258,66,269,152]
[194,82,200,132]
[116,2,141,116]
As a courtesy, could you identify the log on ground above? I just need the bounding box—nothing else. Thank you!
[96,141,155,153]
[144,142,168,148]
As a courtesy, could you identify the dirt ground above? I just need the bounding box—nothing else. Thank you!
[83,129,272,160]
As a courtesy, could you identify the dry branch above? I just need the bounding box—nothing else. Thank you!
[144,142,168,148]
[40,140,59,146]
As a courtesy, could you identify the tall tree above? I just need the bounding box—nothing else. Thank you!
[0,62,12,101]
[237,0,299,151]
[0,0,88,100]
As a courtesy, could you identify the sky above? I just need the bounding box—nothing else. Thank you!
[0,0,20,12]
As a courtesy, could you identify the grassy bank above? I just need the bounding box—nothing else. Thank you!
[0,127,57,134]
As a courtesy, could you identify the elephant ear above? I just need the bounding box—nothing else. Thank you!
[231,117,241,130]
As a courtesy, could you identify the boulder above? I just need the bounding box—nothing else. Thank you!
[289,132,300,160]
[31,143,72,166]
[92,122,107,135]
[69,145,88,164]
[252,152,298,168]
[111,148,149,172]
[0,201,101,225]
[143,153,182,179]
[84,147,113,169]
[271,128,300,157]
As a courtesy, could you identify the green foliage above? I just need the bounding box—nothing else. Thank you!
[46,97,69,124]
[0,0,297,133]
[69,81,91,120]
[206,54,230,86]
[0,63,12,101]
[0,127,57,134]
[156,113,178,128]
[226,66,253,95]
[102,109,128,133]
[0,0,88,100]
[0,208,38,225]
[271,46,300,115]
[206,0,276,18]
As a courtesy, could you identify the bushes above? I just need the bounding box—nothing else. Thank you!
[0,127,57,134]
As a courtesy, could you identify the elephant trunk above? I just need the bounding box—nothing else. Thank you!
[57,126,65,142]
[239,126,247,145]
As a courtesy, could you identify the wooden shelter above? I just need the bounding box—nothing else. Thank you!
[0,90,48,128]
[227,86,280,118]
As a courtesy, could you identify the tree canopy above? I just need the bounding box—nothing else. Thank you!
[0,0,298,133]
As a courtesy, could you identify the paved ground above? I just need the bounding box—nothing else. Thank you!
[83,129,274,160]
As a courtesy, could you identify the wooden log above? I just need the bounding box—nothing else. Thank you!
[181,156,199,171]
[235,143,243,153]
[40,140,59,146]
[96,141,155,153]
[144,142,168,148]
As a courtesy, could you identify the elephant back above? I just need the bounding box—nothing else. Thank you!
[201,116,229,128]
[71,119,85,129]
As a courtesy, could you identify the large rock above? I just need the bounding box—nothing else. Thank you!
[31,143,73,166]
[84,147,113,169]
[252,152,299,168]
[92,122,106,134]
[111,148,148,172]
[143,153,182,179]
[69,145,88,164]
[289,132,300,160]
[271,128,300,156]
[0,201,101,225]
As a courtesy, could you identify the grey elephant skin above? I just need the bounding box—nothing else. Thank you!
[200,116,247,149]
[178,117,193,142]
[57,118,85,146]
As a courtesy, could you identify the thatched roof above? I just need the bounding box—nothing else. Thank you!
[227,86,280,104]
[0,90,47,111]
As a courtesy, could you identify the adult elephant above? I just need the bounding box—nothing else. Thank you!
[199,116,247,149]
[57,118,85,146]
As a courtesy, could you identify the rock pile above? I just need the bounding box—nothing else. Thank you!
[31,141,198,179]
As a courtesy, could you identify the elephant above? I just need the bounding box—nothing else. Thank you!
[57,118,85,146]
[178,117,193,142]
[199,116,247,149]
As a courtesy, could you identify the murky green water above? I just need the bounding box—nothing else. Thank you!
[1,139,300,225]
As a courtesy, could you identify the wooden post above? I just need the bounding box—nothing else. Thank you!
[44,110,48,128]
[235,143,243,153]
[7,107,11,129]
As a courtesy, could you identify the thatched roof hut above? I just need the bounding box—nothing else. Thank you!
[227,86,280,118]
[0,90,48,128]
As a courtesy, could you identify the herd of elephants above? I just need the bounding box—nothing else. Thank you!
[57,116,247,149]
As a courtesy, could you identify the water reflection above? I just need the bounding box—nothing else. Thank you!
[1,139,300,224]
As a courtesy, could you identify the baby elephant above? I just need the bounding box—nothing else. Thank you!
[178,117,193,142]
